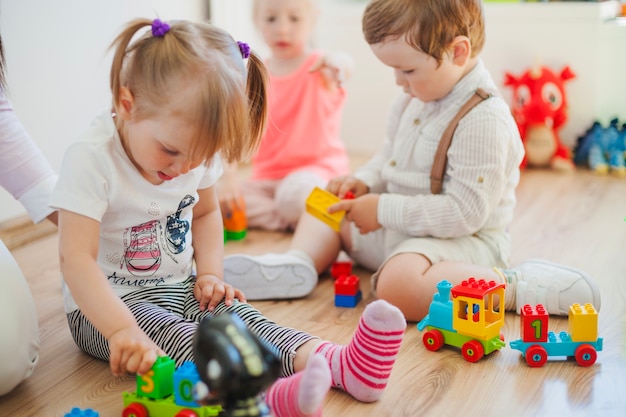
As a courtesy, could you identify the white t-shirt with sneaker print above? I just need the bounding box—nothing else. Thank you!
[50,111,223,313]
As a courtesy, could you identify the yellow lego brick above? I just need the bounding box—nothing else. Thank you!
[568,303,598,342]
[305,187,345,232]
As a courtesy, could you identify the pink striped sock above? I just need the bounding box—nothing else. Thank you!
[265,353,331,417]
[315,299,405,403]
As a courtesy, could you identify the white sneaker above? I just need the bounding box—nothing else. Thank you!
[510,259,601,315]
[223,253,318,300]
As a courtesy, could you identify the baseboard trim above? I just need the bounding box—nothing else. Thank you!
[0,215,57,250]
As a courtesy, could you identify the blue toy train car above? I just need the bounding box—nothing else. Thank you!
[509,303,603,367]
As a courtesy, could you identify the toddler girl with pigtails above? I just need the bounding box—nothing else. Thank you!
[50,18,406,416]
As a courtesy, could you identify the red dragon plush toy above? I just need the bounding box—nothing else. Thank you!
[504,65,576,171]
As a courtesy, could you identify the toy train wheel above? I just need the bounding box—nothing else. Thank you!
[525,345,548,368]
[175,410,200,417]
[122,402,148,417]
[461,340,484,363]
[422,329,444,351]
[575,344,597,367]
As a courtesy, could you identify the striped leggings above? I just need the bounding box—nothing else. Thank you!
[66,276,316,377]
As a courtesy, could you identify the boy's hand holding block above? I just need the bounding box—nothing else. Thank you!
[305,186,346,231]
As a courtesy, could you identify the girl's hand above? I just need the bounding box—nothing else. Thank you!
[194,274,246,312]
[327,175,369,199]
[108,326,165,377]
[329,194,381,234]
[309,52,354,91]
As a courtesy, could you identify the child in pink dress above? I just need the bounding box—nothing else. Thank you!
[217,0,353,231]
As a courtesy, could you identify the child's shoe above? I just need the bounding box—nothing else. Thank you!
[505,259,601,315]
[224,252,318,300]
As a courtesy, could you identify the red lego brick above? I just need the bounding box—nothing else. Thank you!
[331,261,353,280]
[334,274,360,296]
[451,277,505,299]
[520,304,548,342]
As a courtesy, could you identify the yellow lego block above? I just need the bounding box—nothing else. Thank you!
[568,303,598,342]
[305,187,345,232]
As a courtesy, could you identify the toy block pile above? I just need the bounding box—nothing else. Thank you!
[331,260,361,308]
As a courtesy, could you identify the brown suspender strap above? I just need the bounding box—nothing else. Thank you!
[430,88,491,194]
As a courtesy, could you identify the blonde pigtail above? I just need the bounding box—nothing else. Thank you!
[242,50,269,160]
[108,19,153,110]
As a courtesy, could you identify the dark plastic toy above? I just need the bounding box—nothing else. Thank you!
[193,312,281,417]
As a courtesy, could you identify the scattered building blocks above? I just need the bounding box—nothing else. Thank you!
[334,274,361,308]
[64,408,99,417]
[417,278,506,363]
[305,187,345,231]
[510,303,603,367]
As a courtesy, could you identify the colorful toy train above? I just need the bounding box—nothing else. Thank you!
[417,278,506,363]
[417,279,603,367]
[122,356,222,417]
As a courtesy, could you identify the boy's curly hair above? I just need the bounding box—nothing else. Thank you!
[363,0,485,65]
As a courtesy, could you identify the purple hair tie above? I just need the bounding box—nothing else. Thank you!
[237,41,251,59]
[152,19,170,37]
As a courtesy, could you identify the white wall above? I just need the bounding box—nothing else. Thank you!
[0,0,208,223]
[481,1,626,150]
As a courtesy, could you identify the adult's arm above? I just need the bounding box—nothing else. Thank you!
[0,91,57,224]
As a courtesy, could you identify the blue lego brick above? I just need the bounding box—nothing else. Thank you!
[335,290,362,308]
[64,408,99,417]
[174,361,201,407]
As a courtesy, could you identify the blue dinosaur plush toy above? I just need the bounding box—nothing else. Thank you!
[574,118,626,177]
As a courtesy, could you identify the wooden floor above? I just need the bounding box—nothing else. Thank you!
[1,169,626,417]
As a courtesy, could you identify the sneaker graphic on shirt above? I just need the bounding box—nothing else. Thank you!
[165,194,195,255]
[122,219,161,276]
